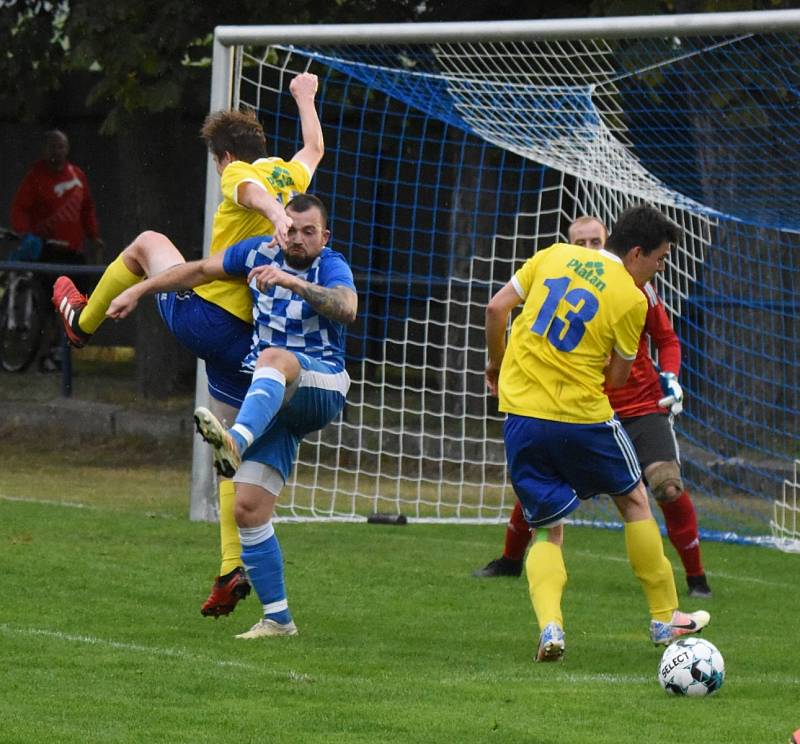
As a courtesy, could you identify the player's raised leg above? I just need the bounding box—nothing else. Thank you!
[194,348,300,474]
[53,230,184,346]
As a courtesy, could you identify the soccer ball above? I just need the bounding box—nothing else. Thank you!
[658,637,725,697]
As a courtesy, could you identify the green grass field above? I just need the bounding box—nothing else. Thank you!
[1,432,799,743]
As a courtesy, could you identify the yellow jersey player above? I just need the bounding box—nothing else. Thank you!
[475,215,712,599]
[485,205,710,662]
[52,72,324,618]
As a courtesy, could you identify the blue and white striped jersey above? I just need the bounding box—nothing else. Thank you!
[222,235,356,371]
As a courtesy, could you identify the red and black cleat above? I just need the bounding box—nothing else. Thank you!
[52,276,91,348]
[200,567,252,617]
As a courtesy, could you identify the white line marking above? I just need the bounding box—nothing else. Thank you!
[1,494,92,509]
[0,624,312,681]
[0,494,176,520]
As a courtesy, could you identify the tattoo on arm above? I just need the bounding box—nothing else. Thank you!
[296,283,357,324]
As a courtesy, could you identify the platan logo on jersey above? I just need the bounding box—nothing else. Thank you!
[565,258,606,291]
[267,166,296,190]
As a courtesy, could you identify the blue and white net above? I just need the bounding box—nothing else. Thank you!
[232,33,798,540]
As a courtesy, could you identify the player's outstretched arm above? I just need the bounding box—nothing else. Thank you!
[289,73,324,178]
[237,182,292,248]
[485,281,521,397]
[107,252,228,319]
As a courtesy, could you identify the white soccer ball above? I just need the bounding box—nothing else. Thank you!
[658,637,725,697]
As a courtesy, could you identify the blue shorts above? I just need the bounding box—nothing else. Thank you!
[155,290,252,407]
[243,353,349,481]
[504,413,642,528]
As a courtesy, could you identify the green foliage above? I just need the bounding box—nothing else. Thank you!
[0,0,429,131]
[0,0,69,120]
[4,0,794,131]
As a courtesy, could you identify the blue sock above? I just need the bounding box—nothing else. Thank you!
[239,521,292,625]
[230,367,286,453]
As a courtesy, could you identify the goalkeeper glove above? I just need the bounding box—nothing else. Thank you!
[10,233,43,261]
[658,371,683,415]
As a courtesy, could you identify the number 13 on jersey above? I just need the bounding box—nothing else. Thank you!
[531,276,599,352]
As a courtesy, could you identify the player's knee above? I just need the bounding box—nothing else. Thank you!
[233,498,256,527]
[128,230,161,253]
[256,347,300,378]
[647,461,683,502]
[233,463,282,526]
[124,230,162,268]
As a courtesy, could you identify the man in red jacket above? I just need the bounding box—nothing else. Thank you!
[10,129,103,370]
[11,129,103,264]
[474,215,712,599]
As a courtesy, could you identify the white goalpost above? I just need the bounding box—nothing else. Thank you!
[191,10,800,543]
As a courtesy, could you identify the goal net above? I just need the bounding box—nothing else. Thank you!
[200,13,800,543]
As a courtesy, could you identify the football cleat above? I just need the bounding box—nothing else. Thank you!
[235,618,299,639]
[52,276,91,348]
[650,609,710,646]
[535,621,565,662]
[200,567,251,617]
[193,406,241,477]
[686,573,713,599]
[472,556,523,578]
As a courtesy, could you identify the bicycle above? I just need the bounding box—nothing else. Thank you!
[0,227,68,372]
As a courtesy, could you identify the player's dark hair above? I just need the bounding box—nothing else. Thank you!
[200,109,267,163]
[286,193,328,226]
[606,205,681,257]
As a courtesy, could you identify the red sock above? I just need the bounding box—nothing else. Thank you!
[504,501,532,561]
[659,490,704,576]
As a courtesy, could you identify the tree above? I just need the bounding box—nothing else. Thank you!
[1,0,784,397]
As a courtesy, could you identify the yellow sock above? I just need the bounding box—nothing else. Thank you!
[526,536,567,631]
[624,518,678,622]
[218,479,242,575]
[78,254,142,334]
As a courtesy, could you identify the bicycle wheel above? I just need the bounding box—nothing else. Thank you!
[0,273,46,372]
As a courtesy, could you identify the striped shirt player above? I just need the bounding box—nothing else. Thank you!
[219,231,355,482]
[196,195,357,640]
[109,194,359,640]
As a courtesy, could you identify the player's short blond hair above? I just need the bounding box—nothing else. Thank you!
[568,215,608,242]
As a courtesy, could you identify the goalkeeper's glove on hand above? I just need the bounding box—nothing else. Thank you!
[658,371,683,415]
[10,233,43,261]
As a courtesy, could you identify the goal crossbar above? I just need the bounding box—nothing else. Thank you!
[214,9,800,46]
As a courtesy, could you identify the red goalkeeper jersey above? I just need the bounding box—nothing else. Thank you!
[606,282,681,419]
[10,160,100,253]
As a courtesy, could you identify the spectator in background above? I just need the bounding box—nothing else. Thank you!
[10,129,104,370]
[11,129,104,265]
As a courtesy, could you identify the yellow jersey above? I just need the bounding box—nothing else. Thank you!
[498,243,646,423]
[194,157,312,322]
